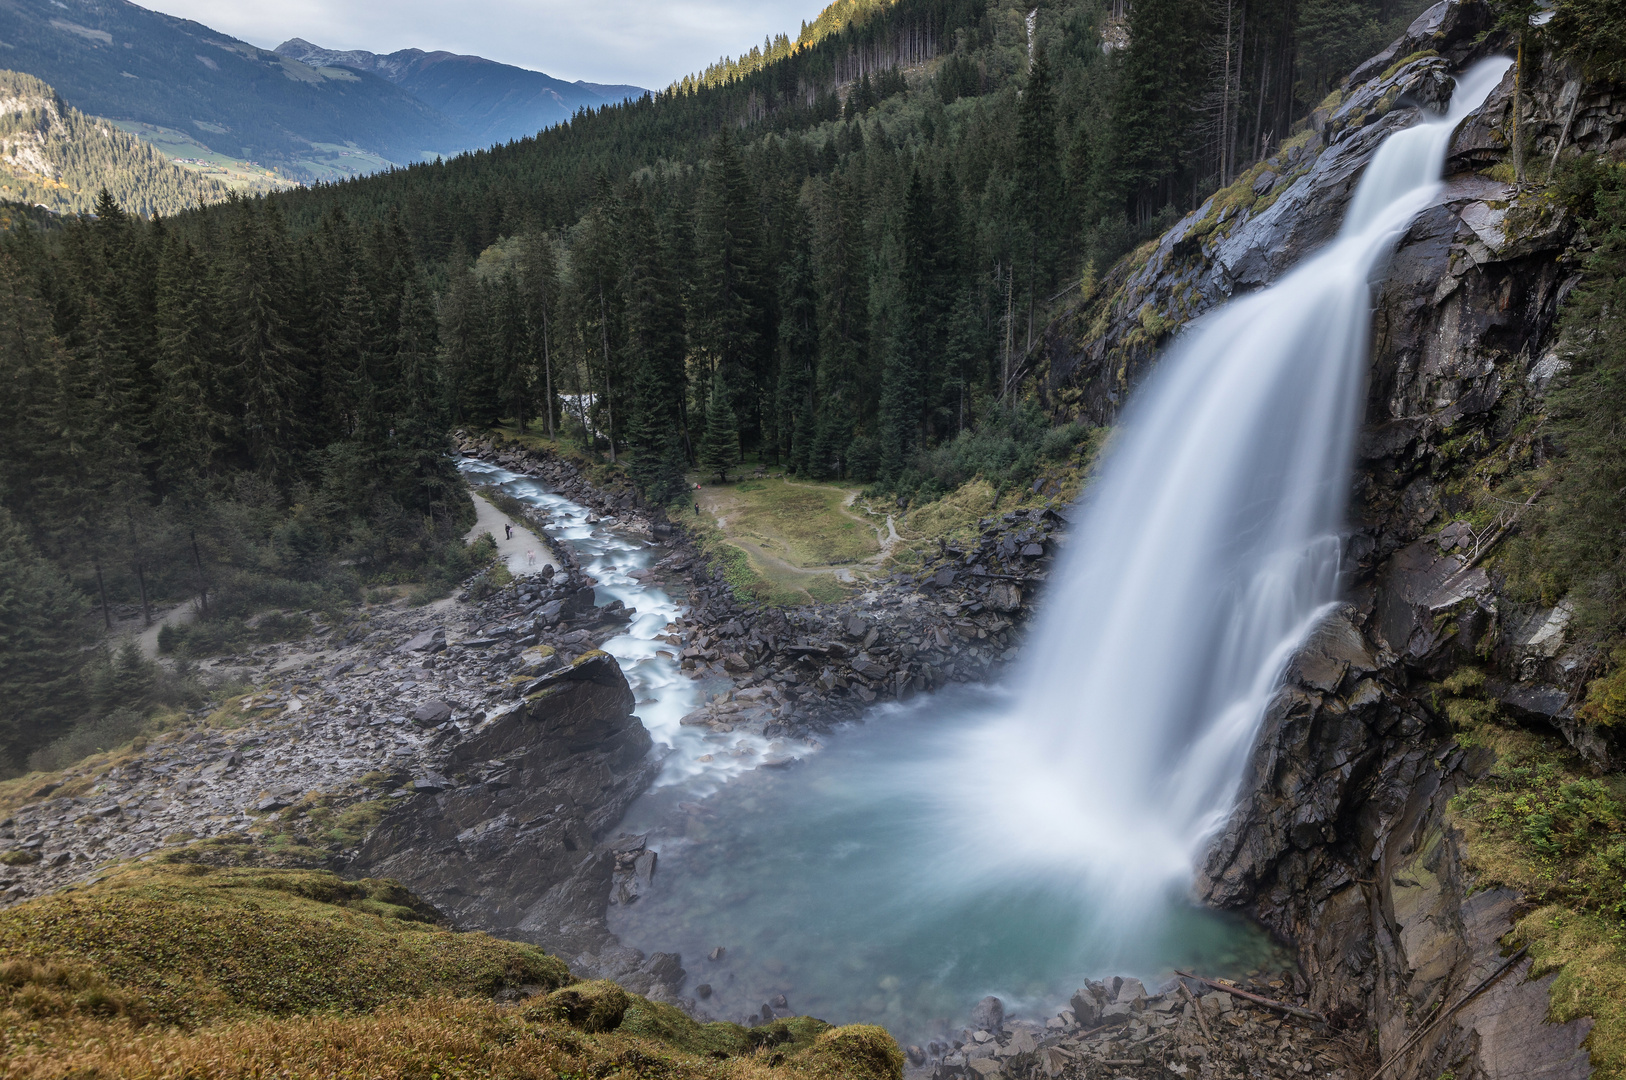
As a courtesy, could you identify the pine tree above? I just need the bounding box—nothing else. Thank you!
[1016,46,1062,353]
[692,128,765,440]
[0,507,91,768]
[392,276,466,526]
[153,237,229,491]
[493,269,531,431]
[623,190,689,457]
[1110,0,1213,222]
[227,200,307,483]
[699,372,739,484]
[776,205,818,473]
[520,230,562,438]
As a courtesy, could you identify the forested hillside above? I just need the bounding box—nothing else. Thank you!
[0,70,230,216]
[0,0,1441,774]
[0,193,473,773]
[247,0,1428,502]
[11,0,1613,780]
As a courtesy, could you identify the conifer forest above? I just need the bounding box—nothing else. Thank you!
[0,0,1500,770]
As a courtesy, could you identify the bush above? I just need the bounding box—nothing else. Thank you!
[25,707,149,773]
[876,402,1100,503]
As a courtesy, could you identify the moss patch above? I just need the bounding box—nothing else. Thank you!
[1513,906,1626,1079]
[0,862,902,1080]
[1448,704,1626,1076]
[0,862,568,1030]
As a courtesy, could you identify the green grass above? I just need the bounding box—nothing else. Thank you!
[709,478,880,567]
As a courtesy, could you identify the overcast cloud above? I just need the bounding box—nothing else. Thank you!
[138,0,822,88]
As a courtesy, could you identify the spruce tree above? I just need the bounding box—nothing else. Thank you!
[0,507,91,768]
[699,372,739,484]
[227,200,306,484]
[692,128,765,439]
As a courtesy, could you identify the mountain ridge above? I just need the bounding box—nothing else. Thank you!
[274,38,647,146]
[0,67,231,215]
[0,0,471,180]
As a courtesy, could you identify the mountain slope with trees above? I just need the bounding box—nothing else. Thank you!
[0,69,231,215]
[0,0,471,179]
[244,0,1431,499]
[275,39,647,147]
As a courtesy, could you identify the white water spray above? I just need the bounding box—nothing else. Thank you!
[938,59,1511,904]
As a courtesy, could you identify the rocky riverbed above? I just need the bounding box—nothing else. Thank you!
[455,433,1063,741]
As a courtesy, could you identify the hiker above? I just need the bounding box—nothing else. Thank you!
[526,549,537,568]
[504,523,513,540]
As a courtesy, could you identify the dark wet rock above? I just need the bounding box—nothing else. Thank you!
[970,995,1005,1032]
[355,651,657,960]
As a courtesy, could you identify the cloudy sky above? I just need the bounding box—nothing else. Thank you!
[139,0,823,88]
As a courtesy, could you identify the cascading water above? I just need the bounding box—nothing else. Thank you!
[608,59,1512,1037]
[936,57,1514,904]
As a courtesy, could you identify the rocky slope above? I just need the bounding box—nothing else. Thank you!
[1030,3,1624,1078]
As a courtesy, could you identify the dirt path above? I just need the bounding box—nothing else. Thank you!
[134,602,198,660]
[467,492,561,576]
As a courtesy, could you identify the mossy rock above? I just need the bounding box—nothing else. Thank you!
[0,862,907,1080]
[524,979,630,1032]
[0,861,569,1027]
[800,1024,906,1080]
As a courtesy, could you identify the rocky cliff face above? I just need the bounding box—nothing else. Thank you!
[1035,3,1626,1077]
[356,651,653,949]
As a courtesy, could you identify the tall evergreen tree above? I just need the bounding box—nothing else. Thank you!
[0,507,90,768]
[692,128,766,442]
[699,371,739,484]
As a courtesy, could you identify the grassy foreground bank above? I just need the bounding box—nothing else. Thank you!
[0,858,903,1080]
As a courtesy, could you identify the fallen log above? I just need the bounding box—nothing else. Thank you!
[1174,971,1326,1024]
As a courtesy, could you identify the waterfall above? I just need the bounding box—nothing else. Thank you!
[936,59,1512,906]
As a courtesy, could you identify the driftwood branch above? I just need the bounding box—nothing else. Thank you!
[1178,981,1215,1041]
[1175,971,1326,1023]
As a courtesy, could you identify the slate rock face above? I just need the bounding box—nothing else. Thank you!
[356,651,657,963]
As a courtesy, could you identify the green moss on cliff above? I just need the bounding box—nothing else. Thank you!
[1448,707,1626,1077]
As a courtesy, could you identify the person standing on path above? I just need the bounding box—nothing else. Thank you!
[505,523,513,540]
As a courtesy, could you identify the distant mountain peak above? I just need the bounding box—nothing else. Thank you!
[272,38,647,145]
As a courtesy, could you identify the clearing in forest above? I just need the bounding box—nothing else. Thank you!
[693,477,893,603]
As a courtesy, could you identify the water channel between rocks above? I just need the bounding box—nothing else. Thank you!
[461,459,1286,1043]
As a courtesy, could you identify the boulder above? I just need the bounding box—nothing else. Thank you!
[398,627,446,654]
[970,995,1005,1032]
[987,582,1023,612]
[411,699,455,726]
[1113,977,1147,1004]
[514,645,560,678]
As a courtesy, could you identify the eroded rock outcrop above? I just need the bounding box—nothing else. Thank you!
[356,651,661,969]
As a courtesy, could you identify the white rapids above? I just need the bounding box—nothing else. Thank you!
[459,458,804,788]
